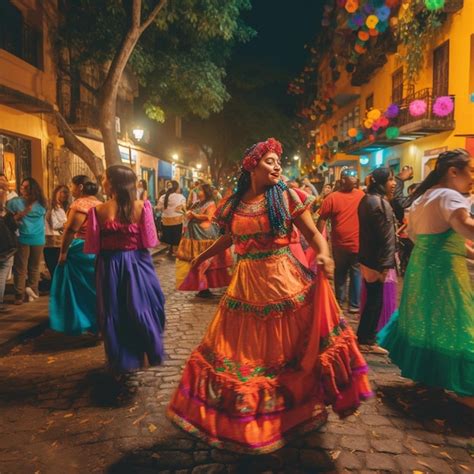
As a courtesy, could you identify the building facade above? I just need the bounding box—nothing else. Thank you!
[0,0,165,202]
[312,0,473,183]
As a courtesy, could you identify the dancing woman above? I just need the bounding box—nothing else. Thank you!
[49,176,100,334]
[176,183,233,297]
[378,149,474,405]
[168,138,372,454]
[84,165,165,373]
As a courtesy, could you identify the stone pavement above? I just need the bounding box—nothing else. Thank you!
[0,255,472,473]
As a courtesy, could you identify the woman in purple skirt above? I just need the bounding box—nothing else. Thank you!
[84,165,165,373]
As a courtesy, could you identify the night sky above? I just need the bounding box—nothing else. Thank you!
[235,1,323,78]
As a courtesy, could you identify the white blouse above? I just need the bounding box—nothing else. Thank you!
[408,187,470,239]
[157,192,186,218]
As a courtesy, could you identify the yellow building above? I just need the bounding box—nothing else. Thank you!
[314,0,474,183]
[0,0,60,194]
[0,0,164,201]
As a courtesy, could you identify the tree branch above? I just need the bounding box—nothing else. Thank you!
[139,0,168,34]
[53,110,104,179]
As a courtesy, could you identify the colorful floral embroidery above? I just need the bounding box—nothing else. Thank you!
[202,348,297,382]
[222,284,313,318]
[236,246,291,261]
[320,318,348,350]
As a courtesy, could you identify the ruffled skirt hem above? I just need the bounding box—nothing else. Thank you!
[378,312,474,397]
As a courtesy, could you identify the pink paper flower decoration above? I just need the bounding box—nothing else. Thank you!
[409,99,427,117]
[432,96,454,117]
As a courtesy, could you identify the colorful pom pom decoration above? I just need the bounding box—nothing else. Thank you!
[385,103,400,119]
[409,99,427,117]
[367,108,382,120]
[376,6,391,21]
[356,131,364,141]
[345,0,359,13]
[424,0,445,11]
[348,127,358,138]
[364,119,374,129]
[386,126,400,139]
[366,14,379,29]
[358,30,370,41]
[432,96,454,117]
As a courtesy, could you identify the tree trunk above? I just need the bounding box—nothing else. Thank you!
[54,110,104,179]
[98,0,167,168]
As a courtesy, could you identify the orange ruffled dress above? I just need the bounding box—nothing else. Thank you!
[168,188,372,454]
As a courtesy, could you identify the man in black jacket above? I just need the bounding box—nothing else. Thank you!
[391,165,414,224]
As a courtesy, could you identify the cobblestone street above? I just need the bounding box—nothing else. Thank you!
[0,255,473,473]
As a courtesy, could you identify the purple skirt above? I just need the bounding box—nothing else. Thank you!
[360,268,398,332]
[96,249,166,373]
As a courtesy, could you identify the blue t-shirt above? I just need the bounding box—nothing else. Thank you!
[6,197,46,246]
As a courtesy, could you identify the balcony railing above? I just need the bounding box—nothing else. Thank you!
[393,87,455,131]
[341,88,455,155]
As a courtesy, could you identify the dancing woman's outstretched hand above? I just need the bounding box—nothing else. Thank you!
[316,254,334,279]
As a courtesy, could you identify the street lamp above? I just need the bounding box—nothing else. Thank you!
[293,155,300,161]
[172,153,179,161]
[132,127,144,141]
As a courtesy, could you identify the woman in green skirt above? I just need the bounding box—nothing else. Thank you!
[378,149,474,407]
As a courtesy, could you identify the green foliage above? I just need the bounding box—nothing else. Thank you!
[186,61,301,182]
[56,0,254,120]
[397,0,445,85]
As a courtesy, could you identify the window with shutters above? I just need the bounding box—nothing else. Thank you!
[392,67,404,103]
[433,41,449,97]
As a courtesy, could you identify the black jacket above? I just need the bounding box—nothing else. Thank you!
[0,211,18,259]
[358,193,397,272]
[391,176,413,224]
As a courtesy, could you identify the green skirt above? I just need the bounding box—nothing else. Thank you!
[378,230,474,396]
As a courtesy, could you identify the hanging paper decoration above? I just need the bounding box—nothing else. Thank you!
[366,14,379,29]
[345,0,359,13]
[378,116,389,128]
[348,127,358,137]
[358,30,370,41]
[356,131,364,141]
[386,126,400,139]
[367,108,382,120]
[409,99,427,117]
[385,103,400,119]
[424,0,445,11]
[376,21,388,33]
[364,118,374,129]
[376,6,391,22]
[352,12,366,27]
[432,96,454,117]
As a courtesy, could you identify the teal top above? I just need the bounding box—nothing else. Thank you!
[7,197,46,246]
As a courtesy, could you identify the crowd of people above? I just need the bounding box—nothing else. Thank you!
[0,140,472,453]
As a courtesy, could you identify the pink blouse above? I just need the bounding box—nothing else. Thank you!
[84,200,158,254]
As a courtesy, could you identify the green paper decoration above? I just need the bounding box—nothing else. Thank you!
[386,127,400,139]
[424,0,445,11]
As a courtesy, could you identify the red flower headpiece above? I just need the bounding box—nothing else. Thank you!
[242,138,283,172]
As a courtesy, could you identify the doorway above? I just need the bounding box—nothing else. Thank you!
[141,166,156,204]
[0,133,32,193]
